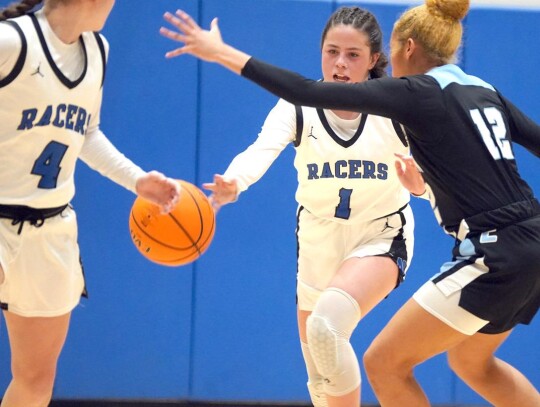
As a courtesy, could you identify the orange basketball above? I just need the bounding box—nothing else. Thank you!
[129,180,216,267]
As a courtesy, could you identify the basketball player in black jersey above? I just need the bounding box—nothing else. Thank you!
[161,0,540,405]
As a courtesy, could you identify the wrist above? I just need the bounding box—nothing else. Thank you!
[219,44,251,74]
[412,187,428,198]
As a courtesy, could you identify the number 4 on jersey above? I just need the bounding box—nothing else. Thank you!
[31,141,68,189]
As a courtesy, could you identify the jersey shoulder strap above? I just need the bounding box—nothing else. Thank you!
[93,32,107,88]
[293,104,303,147]
[0,19,27,87]
[392,120,409,147]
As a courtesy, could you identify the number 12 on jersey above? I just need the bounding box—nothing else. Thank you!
[470,107,514,160]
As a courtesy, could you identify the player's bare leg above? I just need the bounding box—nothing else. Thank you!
[1,311,71,407]
[447,331,540,407]
[364,299,468,406]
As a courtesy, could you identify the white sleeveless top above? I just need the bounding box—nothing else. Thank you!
[224,97,411,224]
[0,12,106,207]
[293,104,410,223]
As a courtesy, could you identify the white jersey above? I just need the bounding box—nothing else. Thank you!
[294,102,410,223]
[0,11,144,208]
[224,98,410,224]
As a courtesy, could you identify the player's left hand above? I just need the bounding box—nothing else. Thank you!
[135,171,180,213]
[394,153,426,196]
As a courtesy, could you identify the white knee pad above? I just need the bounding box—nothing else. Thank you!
[306,287,362,397]
[301,341,328,407]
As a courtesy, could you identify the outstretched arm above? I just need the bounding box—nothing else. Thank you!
[159,10,416,122]
[80,128,179,213]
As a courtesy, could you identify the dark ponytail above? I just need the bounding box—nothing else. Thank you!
[0,0,43,21]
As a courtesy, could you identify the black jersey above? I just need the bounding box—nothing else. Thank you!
[242,59,540,234]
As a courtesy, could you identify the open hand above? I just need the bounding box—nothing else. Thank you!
[394,153,426,196]
[160,9,223,62]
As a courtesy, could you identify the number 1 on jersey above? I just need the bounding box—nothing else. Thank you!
[335,188,352,220]
[32,141,69,189]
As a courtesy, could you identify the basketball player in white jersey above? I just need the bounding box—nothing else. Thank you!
[0,1,179,405]
[200,8,415,407]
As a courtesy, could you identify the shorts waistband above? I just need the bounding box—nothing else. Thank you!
[0,204,69,234]
[374,203,409,221]
[456,198,540,240]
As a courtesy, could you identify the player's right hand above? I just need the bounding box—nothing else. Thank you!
[160,10,223,62]
[202,174,238,212]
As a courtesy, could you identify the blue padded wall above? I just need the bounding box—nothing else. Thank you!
[190,0,333,402]
[0,1,538,405]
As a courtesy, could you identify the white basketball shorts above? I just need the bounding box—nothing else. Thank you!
[296,204,414,311]
[0,205,86,317]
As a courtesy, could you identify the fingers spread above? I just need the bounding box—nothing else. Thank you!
[175,9,198,30]
[165,48,187,58]
[202,183,217,192]
[159,27,187,43]
[163,11,189,32]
